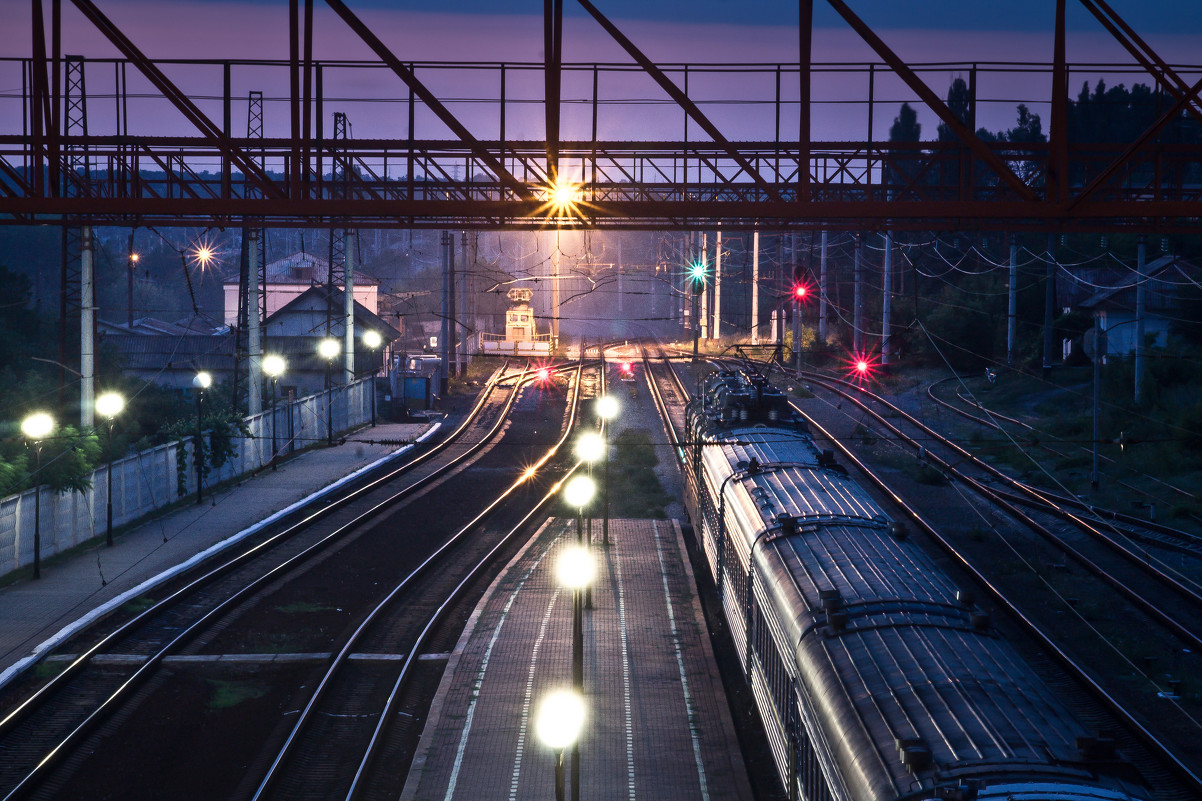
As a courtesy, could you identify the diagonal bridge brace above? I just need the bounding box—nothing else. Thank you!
[323,0,533,201]
[1078,0,1202,128]
[69,0,283,200]
[824,0,1038,203]
[576,0,784,204]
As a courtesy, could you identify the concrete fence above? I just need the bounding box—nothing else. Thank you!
[0,379,372,576]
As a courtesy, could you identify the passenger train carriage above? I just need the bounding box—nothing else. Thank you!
[682,369,1154,801]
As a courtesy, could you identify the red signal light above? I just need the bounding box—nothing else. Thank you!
[537,367,551,383]
[844,351,878,384]
[620,362,633,374]
[793,284,808,301]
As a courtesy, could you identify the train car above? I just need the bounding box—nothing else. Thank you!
[683,369,1155,801]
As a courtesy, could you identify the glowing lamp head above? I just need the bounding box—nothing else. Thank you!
[129,253,140,263]
[563,474,596,510]
[689,262,705,281]
[794,284,808,300]
[856,360,869,374]
[537,367,551,383]
[596,394,619,420]
[21,411,55,441]
[318,338,340,361]
[362,330,382,349]
[535,689,586,751]
[262,354,286,378]
[556,544,595,590]
[95,391,125,420]
[575,432,605,463]
[192,371,212,390]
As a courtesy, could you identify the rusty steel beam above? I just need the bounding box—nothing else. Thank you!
[4,195,1199,227]
[798,0,813,203]
[544,0,563,184]
[576,0,783,203]
[322,0,533,200]
[1050,0,1069,203]
[824,0,1038,203]
[67,0,283,200]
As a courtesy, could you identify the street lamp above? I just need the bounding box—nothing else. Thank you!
[595,395,619,546]
[563,475,595,546]
[192,371,211,505]
[262,354,286,470]
[361,329,382,427]
[319,337,340,446]
[95,391,125,546]
[21,411,54,579]
[535,688,586,801]
[555,544,594,801]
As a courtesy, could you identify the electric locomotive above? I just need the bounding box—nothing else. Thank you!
[683,368,1155,801]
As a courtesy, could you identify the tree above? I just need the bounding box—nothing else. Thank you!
[886,102,924,197]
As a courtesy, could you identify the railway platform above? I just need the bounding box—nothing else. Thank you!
[0,419,438,688]
[401,517,753,801]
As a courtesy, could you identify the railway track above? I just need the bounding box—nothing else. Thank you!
[781,366,1202,796]
[0,361,588,800]
[926,375,1198,510]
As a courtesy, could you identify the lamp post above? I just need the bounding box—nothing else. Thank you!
[21,412,54,579]
[362,329,382,427]
[192,371,211,505]
[319,337,340,446]
[595,395,619,546]
[95,392,125,546]
[555,543,594,801]
[262,354,286,470]
[535,688,586,801]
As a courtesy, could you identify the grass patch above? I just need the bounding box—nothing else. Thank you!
[608,428,673,518]
[206,678,267,710]
[121,596,156,614]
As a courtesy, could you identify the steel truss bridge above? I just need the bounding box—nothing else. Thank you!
[3,0,1201,233]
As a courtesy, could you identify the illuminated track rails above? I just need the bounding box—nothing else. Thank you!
[926,375,1198,508]
[250,359,589,801]
[0,365,547,801]
[780,367,1202,792]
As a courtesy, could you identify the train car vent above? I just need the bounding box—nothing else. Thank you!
[971,611,991,631]
[955,589,975,606]
[819,588,843,610]
[895,738,932,772]
[825,610,848,633]
[889,521,907,540]
[818,450,838,469]
[776,514,798,537]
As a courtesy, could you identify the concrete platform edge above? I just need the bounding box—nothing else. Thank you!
[399,515,557,801]
[0,423,441,692]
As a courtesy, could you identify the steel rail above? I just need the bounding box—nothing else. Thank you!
[798,372,1202,640]
[787,398,1202,798]
[0,366,530,801]
[341,356,588,800]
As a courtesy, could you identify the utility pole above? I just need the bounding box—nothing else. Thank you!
[818,231,828,342]
[1134,236,1146,404]
[343,230,355,383]
[80,227,95,428]
[699,232,709,341]
[882,231,892,366]
[751,230,760,345]
[714,227,722,339]
[440,231,451,396]
[853,235,864,354]
[1043,234,1057,374]
[248,228,262,415]
[1007,236,1018,365]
